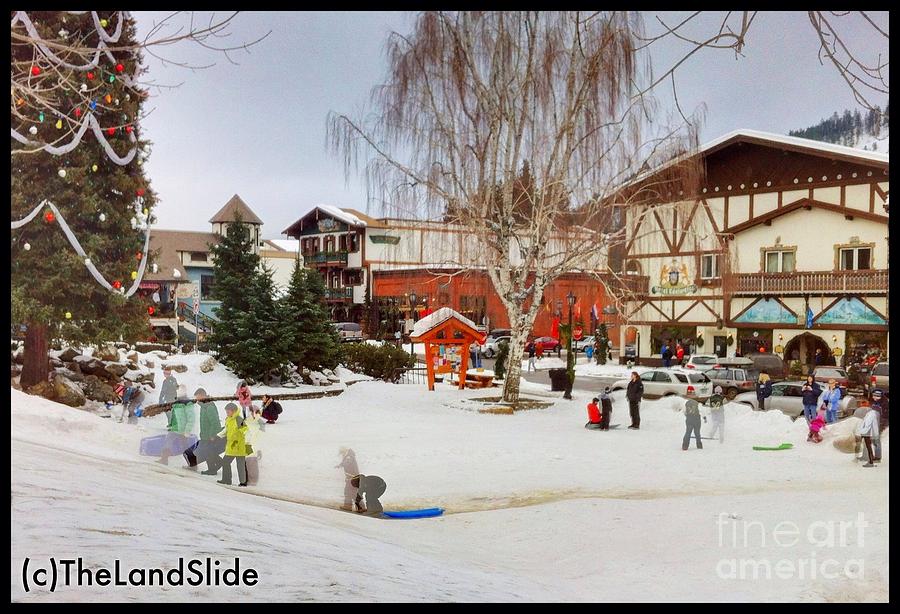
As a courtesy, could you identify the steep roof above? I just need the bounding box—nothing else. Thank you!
[145,230,219,281]
[410,307,483,341]
[209,194,263,225]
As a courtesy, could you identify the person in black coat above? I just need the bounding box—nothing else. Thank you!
[260,394,283,424]
[599,387,613,430]
[626,371,644,429]
[756,373,773,409]
[800,375,821,424]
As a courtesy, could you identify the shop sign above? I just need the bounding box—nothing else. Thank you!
[651,260,697,295]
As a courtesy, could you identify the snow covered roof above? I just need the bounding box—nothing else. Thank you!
[410,307,482,340]
[264,239,300,252]
[316,204,367,227]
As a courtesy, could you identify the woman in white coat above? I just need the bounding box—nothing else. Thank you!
[243,405,265,485]
[856,405,880,468]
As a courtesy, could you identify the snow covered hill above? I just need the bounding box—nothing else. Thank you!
[11,384,889,602]
[789,107,889,153]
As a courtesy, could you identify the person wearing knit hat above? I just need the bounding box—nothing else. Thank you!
[599,387,613,430]
[158,367,178,421]
[707,385,726,443]
[217,403,248,486]
[195,387,224,475]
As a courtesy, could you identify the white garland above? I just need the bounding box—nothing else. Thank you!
[11,199,151,297]
[11,112,137,164]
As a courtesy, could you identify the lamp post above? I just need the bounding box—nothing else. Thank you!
[564,291,576,400]
[409,291,417,358]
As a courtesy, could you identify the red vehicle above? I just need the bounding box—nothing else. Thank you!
[526,336,561,353]
[812,366,850,393]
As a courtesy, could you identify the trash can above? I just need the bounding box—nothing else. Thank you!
[548,368,569,392]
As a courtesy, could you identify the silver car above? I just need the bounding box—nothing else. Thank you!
[871,362,889,393]
[611,368,713,401]
[682,353,720,372]
[573,335,596,353]
[480,336,510,358]
[733,380,857,420]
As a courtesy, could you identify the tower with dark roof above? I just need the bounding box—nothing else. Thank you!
[209,194,264,254]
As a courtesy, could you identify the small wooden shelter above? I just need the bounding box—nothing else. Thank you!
[410,307,487,391]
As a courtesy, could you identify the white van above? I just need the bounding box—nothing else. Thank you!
[332,322,363,342]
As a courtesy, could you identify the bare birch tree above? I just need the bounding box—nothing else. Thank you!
[328,11,702,402]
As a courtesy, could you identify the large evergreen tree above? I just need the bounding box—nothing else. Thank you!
[12,12,156,387]
[207,214,261,372]
[281,260,342,372]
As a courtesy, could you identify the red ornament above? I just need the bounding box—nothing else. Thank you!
[136,188,145,197]
[31,66,41,76]
[148,306,155,315]
[107,127,115,136]
[74,108,82,118]
[87,71,95,80]
[125,125,133,134]
[113,280,122,289]
[44,211,55,223]
[115,63,125,73]
[136,252,143,260]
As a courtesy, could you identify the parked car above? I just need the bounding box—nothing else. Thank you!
[734,380,857,420]
[705,366,760,400]
[611,368,713,401]
[682,354,720,372]
[573,335,595,353]
[871,361,889,393]
[332,321,363,342]
[812,366,850,393]
[526,336,561,353]
[744,352,788,379]
[480,336,510,358]
[485,328,511,341]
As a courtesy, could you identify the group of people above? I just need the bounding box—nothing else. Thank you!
[659,342,686,368]
[583,371,645,430]
[526,339,562,372]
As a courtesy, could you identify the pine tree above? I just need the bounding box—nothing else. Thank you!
[594,323,609,365]
[12,12,156,387]
[281,260,342,372]
[207,214,262,373]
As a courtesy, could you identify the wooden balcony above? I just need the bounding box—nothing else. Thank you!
[307,251,349,265]
[325,287,353,302]
[732,270,888,295]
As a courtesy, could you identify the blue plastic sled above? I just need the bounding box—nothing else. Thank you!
[383,507,445,519]
[140,434,199,457]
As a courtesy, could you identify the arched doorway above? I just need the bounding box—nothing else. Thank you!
[783,333,831,373]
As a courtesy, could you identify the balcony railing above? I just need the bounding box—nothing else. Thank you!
[326,287,354,301]
[307,251,348,265]
[732,270,888,295]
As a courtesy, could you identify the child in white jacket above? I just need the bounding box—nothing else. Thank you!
[856,405,880,468]
[243,405,265,485]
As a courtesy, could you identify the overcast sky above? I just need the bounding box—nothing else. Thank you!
[133,11,889,237]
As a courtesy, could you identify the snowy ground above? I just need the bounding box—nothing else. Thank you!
[11,377,889,601]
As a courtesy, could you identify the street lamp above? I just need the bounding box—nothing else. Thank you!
[409,291,418,358]
[564,292,576,400]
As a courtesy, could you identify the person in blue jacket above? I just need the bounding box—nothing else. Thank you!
[755,372,773,409]
[801,375,822,424]
[818,379,842,424]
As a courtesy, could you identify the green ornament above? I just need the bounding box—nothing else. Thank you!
[109,75,115,83]
[38,112,44,122]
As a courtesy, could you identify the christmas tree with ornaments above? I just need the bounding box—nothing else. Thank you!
[11,11,159,387]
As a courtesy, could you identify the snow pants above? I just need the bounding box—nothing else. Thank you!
[600,408,612,430]
[221,455,247,485]
[197,438,225,472]
[709,412,725,443]
[825,406,838,424]
[683,416,702,449]
[245,456,259,486]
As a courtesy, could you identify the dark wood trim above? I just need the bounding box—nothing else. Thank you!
[639,295,726,301]
[869,183,876,213]
[672,208,678,250]
[723,196,729,228]
[629,249,721,260]
[701,134,889,169]
[873,183,887,200]
[646,301,672,321]
[700,199,722,236]
[729,322,889,332]
[625,207,651,255]
[629,320,723,327]
[726,197,888,234]
[675,200,701,251]
[697,299,722,320]
[808,187,814,200]
[674,299,701,322]
[652,209,676,253]
[840,185,846,207]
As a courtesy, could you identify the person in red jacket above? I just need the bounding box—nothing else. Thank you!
[585,397,602,430]
[675,343,685,365]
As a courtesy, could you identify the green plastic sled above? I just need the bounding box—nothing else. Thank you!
[752,443,794,451]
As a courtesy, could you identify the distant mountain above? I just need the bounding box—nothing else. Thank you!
[789,105,889,153]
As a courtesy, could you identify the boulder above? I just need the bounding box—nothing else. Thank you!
[55,367,85,383]
[199,356,217,373]
[162,362,188,373]
[50,357,63,368]
[51,374,86,407]
[126,360,138,370]
[137,373,156,388]
[141,358,156,369]
[126,351,139,363]
[73,355,105,376]
[104,362,129,378]
[96,345,119,362]
[82,375,117,402]
[113,342,130,350]
[150,350,169,360]
[12,347,24,365]
[27,380,57,401]
[135,342,172,354]
[58,347,81,362]
[63,361,82,374]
